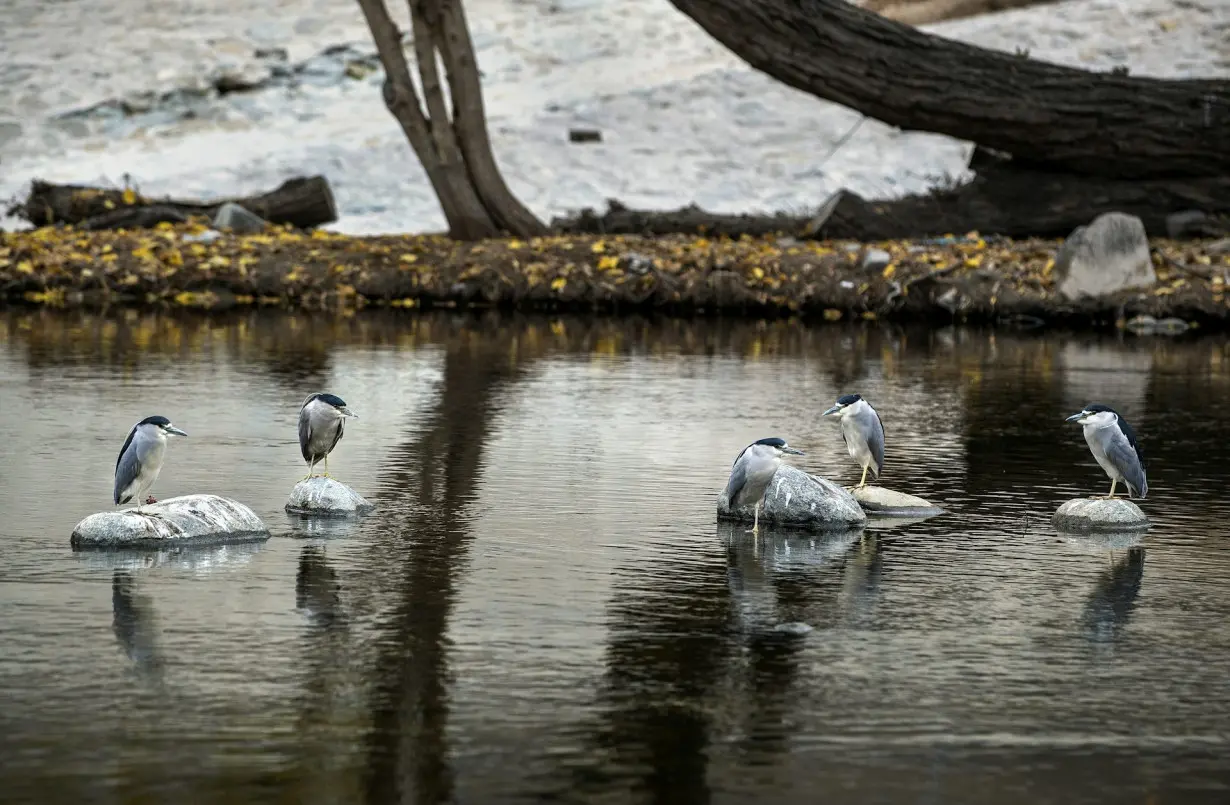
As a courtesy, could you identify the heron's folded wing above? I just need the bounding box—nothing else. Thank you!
[113,430,143,504]
[1107,432,1147,497]
[298,408,314,462]
[869,410,886,476]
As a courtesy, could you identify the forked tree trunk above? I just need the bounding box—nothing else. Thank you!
[356,0,547,239]
[668,0,1230,179]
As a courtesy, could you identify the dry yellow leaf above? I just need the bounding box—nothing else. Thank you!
[551,277,567,291]
[882,264,896,279]
[16,260,34,274]
[751,267,765,280]
[823,308,842,321]
[122,188,137,205]
[598,255,619,271]
[591,241,606,254]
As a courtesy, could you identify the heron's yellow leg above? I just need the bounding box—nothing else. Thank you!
[858,465,869,489]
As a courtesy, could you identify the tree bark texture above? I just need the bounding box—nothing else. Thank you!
[668,0,1230,179]
[14,176,337,230]
[552,168,1230,241]
[355,0,546,239]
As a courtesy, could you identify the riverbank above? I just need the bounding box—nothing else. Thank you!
[2,225,1227,327]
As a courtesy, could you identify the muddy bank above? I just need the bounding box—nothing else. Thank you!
[1,225,1227,327]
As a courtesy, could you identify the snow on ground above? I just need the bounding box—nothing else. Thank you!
[1,0,1227,234]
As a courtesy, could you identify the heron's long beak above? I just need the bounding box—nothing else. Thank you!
[783,447,805,455]
[822,405,841,416]
[166,426,188,437]
[339,406,358,418]
[1064,412,1085,422]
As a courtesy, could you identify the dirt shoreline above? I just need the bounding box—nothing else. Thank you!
[2,224,1227,328]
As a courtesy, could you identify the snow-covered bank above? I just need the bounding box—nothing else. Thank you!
[1,0,1227,234]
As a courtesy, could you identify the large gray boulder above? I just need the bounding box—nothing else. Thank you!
[71,494,270,549]
[717,464,867,530]
[1054,212,1156,301]
[1053,497,1149,532]
[286,476,374,517]
[851,485,944,518]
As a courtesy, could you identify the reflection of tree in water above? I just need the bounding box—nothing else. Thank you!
[1081,547,1145,645]
[357,318,540,805]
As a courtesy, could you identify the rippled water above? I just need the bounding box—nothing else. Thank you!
[3,310,1230,803]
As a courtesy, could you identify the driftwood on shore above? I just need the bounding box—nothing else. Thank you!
[554,161,1230,241]
[11,176,338,231]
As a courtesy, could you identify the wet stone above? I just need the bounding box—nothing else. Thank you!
[286,476,374,518]
[716,464,867,530]
[1053,497,1150,532]
[851,485,945,518]
[70,494,270,549]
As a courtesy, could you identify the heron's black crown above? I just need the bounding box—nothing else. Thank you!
[1083,403,1118,415]
[753,437,788,448]
[138,415,172,427]
[315,393,349,409]
[836,394,862,406]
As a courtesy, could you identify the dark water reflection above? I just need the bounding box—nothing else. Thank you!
[3,309,1230,803]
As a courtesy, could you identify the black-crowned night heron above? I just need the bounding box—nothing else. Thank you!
[822,393,884,489]
[724,437,805,534]
[299,392,358,479]
[113,415,188,512]
[1065,403,1148,499]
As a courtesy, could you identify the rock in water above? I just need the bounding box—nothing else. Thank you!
[717,464,866,530]
[852,485,945,518]
[1052,498,1150,532]
[71,494,270,549]
[1054,212,1156,301]
[286,476,374,517]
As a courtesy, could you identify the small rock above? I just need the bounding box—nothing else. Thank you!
[717,464,867,530]
[213,202,268,234]
[71,494,270,549]
[183,228,223,243]
[851,485,945,518]
[286,476,375,518]
[1154,317,1191,334]
[1054,212,1156,301]
[1124,314,1158,334]
[861,248,891,271]
[1052,498,1150,532]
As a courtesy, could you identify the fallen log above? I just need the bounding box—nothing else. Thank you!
[12,175,338,230]
[553,161,1230,241]
[667,0,1230,179]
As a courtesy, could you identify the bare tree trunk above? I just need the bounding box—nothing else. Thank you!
[356,0,547,239]
[668,0,1230,179]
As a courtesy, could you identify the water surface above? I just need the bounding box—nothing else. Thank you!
[3,310,1230,803]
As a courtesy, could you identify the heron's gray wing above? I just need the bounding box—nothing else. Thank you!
[326,417,345,455]
[113,425,142,504]
[298,406,314,462]
[724,454,749,508]
[1107,429,1148,498]
[869,408,885,477]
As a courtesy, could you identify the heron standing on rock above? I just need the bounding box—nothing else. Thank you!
[113,416,189,512]
[1065,403,1148,499]
[724,437,805,535]
[299,392,358,479]
[823,393,885,490]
